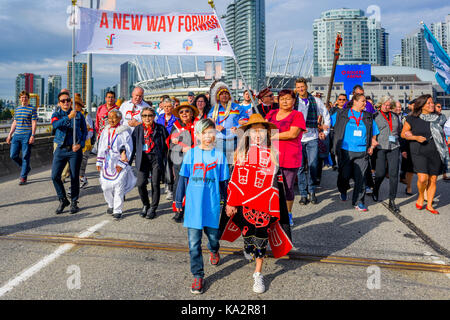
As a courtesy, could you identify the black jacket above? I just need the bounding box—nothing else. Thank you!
[332,108,374,155]
[130,123,169,171]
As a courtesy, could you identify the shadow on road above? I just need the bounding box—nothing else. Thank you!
[0,212,104,236]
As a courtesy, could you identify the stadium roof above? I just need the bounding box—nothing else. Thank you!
[371,66,437,84]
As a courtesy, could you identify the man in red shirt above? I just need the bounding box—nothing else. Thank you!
[96,91,119,137]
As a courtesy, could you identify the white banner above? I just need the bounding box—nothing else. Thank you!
[76,7,235,57]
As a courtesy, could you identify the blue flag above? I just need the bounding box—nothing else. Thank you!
[423,23,450,94]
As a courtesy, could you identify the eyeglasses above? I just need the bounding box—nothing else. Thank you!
[264,94,274,98]
[59,98,71,103]
[142,114,155,118]
[337,98,346,101]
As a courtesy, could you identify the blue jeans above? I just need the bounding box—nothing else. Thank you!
[51,146,83,201]
[187,227,220,279]
[297,138,319,197]
[10,133,32,179]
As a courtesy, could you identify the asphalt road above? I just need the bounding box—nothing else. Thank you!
[0,158,449,302]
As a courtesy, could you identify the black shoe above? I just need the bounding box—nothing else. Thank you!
[299,197,309,205]
[405,188,414,196]
[173,211,183,223]
[19,177,27,185]
[309,193,318,204]
[388,200,401,213]
[372,193,379,202]
[113,213,122,220]
[56,198,70,214]
[70,201,79,214]
[140,206,149,218]
[146,209,156,220]
[106,207,113,215]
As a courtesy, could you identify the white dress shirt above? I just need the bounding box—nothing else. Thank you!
[296,95,330,143]
[119,100,150,132]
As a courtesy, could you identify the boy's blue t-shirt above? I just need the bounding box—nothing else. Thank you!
[180,147,230,230]
[331,110,380,152]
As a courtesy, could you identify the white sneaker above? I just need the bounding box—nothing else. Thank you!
[80,177,88,189]
[253,272,265,294]
[243,249,254,261]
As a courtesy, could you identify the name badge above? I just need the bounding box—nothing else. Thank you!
[353,130,362,137]
[389,136,396,143]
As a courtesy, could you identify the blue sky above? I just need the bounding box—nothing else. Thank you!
[0,0,449,101]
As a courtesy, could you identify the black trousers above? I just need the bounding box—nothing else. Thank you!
[137,153,162,210]
[172,163,182,205]
[337,150,368,205]
[51,146,83,201]
[374,148,400,200]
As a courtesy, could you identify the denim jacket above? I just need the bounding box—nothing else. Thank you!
[51,108,87,148]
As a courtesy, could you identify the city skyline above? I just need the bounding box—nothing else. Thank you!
[0,0,449,101]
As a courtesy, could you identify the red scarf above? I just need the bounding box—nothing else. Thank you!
[143,123,155,153]
[169,120,197,149]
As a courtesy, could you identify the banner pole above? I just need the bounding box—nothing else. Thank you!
[72,0,77,145]
[208,0,257,110]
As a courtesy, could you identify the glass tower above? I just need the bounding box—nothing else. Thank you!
[225,0,266,94]
[313,8,389,77]
[67,62,88,104]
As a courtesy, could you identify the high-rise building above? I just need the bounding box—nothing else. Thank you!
[34,75,44,107]
[15,73,34,106]
[15,73,44,106]
[120,62,137,100]
[48,75,62,105]
[112,83,120,99]
[313,8,389,77]
[29,93,39,109]
[67,62,88,103]
[224,0,266,93]
[431,14,450,54]
[401,29,433,71]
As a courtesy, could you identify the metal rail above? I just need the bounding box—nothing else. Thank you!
[1,233,448,274]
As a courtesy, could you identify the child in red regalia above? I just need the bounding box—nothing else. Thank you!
[220,113,293,294]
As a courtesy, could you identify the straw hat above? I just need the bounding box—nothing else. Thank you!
[74,94,85,108]
[239,113,277,131]
[172,101,199,118]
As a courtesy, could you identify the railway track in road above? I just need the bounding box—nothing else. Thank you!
[1,233,449,274]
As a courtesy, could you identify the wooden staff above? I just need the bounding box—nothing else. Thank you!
[325,32,342,111]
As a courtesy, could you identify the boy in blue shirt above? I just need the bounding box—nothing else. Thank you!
[175,118,229,294]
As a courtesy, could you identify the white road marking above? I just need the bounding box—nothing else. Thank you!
[0,220,110,298]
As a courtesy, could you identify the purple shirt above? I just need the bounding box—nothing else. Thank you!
[344,101,376,113]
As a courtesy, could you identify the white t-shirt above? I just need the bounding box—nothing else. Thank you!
[119,100,150,132]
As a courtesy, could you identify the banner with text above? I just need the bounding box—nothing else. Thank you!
[76,7,235,57]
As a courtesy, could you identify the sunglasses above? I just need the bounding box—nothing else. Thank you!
[59,98,71,103]
[142,114,155,118]
[179,109,192,114]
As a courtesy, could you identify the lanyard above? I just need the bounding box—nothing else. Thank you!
[107,127,118,150]
[350,109,363,128]
[380,111,393,132]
